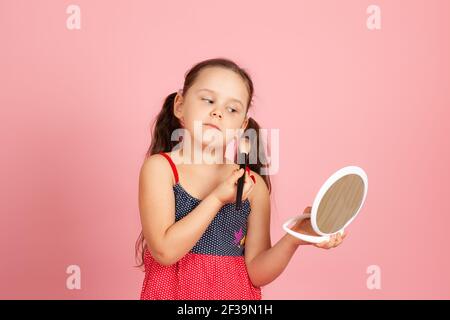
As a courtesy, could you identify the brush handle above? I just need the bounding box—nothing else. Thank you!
[235,153,248,211]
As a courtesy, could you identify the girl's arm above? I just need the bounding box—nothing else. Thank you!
[139,156,246,266]
[245,171,301,288]
[139,155,224,266]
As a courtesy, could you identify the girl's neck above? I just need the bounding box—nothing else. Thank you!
[171,145,234,171]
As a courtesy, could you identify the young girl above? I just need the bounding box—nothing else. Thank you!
[136,58,346,300]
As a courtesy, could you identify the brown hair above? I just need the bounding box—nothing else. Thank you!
[135,57,272,270]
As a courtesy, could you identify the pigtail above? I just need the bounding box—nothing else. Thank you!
[236,117,272,194]
[146,92,182,157]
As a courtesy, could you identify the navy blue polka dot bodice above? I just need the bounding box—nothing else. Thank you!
[159,152,251,257]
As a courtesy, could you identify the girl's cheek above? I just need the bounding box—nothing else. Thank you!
[224,129,239,143]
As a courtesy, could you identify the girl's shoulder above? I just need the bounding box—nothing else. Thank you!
[142,152,170,168]
[247,169,270,204]
[140,153,177,185]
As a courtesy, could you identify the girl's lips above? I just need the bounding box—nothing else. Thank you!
[203,123,221,131]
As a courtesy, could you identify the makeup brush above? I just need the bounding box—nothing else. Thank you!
[235,137,251,211]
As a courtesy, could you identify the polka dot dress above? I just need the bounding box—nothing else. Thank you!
[139,152,262,300]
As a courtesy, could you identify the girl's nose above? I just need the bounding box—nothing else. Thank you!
[211,110,223,119]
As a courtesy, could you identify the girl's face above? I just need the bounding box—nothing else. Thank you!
[173,67,249,149]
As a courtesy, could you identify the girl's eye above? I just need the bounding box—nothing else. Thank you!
[202,98,213,104]
[202,98,237,113]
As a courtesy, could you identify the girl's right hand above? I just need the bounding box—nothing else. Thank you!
[211,168,256,205]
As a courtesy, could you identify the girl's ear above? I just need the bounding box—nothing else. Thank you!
[173,91,185,124]
[241,117,249,130]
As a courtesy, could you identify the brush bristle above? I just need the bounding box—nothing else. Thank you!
[239,137,251,154]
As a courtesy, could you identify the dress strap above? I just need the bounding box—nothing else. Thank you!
[158,152,179,184]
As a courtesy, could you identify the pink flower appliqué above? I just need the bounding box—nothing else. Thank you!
[233,228,244,247]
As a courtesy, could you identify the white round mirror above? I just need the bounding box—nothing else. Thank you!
[283,166,368,244]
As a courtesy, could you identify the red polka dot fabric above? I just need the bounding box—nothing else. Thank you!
[139,152,262,300]
[140,251,261,300]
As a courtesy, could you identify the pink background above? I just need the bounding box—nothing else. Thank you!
[1,0,449,299]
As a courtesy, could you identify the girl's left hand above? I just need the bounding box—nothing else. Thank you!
[314,230,347,249]
[290,206,347,249]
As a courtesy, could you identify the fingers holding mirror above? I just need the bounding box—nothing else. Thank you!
[313,232,348,249]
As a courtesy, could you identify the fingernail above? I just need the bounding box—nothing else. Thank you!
[250,175,256,183]
[245,166,250,174]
